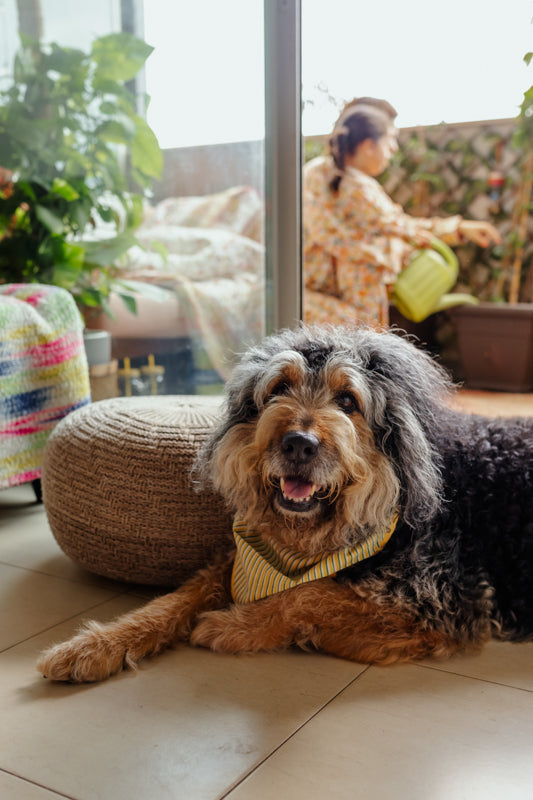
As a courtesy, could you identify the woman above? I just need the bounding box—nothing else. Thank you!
[303,99,501,328]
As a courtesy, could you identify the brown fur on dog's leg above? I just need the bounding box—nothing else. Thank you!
[37,556,234,683]
[192,579,470,664]
[191,597,298,654]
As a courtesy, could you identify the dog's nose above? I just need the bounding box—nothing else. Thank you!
[281,431,319,464]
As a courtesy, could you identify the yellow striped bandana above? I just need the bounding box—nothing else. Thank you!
[231,515,398,604]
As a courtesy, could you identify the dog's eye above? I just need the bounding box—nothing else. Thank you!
[335,392,359,414]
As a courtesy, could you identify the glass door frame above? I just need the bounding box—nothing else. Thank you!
[122,0,303,334]
[264,0,302,332]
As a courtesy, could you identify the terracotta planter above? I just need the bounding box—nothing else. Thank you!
[453,303,533,392]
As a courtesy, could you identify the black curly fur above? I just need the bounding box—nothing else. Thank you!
[197,324,533,648]
[340,409,533,645]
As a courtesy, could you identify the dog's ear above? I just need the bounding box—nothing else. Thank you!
[191,358,261,490]
[361,333,451,525]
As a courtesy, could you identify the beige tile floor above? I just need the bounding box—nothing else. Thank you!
[1,391,533,800]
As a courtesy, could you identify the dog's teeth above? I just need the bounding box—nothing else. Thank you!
[279,480,320,502]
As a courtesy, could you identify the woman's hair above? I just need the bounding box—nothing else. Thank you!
[334,96,398,125]
[329,100,397,193]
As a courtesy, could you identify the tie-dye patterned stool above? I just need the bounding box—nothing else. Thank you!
[0,284,91,499]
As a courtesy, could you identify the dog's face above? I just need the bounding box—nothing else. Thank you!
[212,344,399,551]
[197,326,449,553]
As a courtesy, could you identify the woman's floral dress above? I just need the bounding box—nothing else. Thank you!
[303,156,463,328]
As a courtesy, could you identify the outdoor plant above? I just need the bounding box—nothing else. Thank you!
[0,31,163,314]
[496,48,533,304]
[386,46,533,305]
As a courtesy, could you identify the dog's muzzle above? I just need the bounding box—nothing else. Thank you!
[275,431,328,514]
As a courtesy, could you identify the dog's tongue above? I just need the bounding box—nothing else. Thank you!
[282,478,316,500]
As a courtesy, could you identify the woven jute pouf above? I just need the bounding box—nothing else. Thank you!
[42,395,234,586]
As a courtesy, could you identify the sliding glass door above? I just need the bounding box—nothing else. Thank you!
[1,0,303,395]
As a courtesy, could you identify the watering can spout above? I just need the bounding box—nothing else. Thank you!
[391,238,477,323]
[432,293,479,314]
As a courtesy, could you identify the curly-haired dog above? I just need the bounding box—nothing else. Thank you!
[37,326,533,682]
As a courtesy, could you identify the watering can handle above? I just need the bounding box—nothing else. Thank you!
[427,238,458,269]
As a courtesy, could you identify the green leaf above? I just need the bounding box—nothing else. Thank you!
[99,100,120,115]
[95,296,116,320]
[12,204,30,229]
[95,204,115,223]
[52,261,83,289]
[63,241,86,266]
[45,45,86,75]
[131,116,163,178]
[15,181,37,201]
[79,287,104,308]
[96,116,137,144]
[0,212,10,234]
[51,178,80,201]
[35,205,64,234]
[524,52,533,66]
[70,196,93,231]
[122,193,144,229]
[129,166,151,191]
[117,292,137,314]
[114,278,169,302]
[92,33,154,83]
[49,240,85,288]
[82,232,138,266]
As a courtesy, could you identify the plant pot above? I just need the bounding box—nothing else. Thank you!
[83,329,111,367]
[452,303,533,392]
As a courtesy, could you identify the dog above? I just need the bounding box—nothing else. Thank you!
[37,325,533,682]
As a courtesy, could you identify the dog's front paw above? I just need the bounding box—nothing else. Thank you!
[37,622,130,683]
[190,609,244,653]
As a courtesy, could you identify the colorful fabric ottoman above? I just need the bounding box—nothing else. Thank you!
[0,283,91,492]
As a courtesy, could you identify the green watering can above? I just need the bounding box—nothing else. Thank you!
[391,238,478,323]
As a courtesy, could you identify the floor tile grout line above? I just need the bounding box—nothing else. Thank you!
[219,657,533,799]
[0,556,164,599]
[217,664,372,800]
[0,557,128,591]
[416,660,533,694]
[0,592,131,655]
[0,767,78,800]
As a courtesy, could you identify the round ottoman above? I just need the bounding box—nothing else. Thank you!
[42,395,234,586]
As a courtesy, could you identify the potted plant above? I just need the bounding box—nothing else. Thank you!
[452,51,533,392]
[0,31,163,317]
